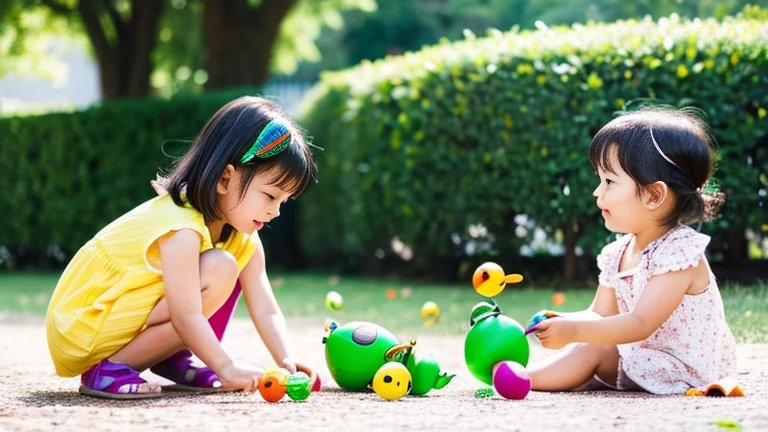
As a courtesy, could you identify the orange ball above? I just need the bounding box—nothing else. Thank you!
[552,292,566,306]
[259,371,288,403]
[385,287,397,300]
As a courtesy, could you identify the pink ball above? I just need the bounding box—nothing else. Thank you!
[492,361,531,400]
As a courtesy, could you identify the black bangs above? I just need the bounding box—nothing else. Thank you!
[588,131,619,175]
[588,116,661,185]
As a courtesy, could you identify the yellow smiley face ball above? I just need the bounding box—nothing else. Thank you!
[371,362,412,401]
[325,291,343,312]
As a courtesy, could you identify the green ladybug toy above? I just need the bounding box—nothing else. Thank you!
[464,299,529,385]
[322,320,411,390]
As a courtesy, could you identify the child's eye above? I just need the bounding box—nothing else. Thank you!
[265,193,275,200]
[605,179,615,185]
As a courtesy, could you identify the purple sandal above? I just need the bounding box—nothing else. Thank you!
[79,359,163,399]
[150,349,224,392]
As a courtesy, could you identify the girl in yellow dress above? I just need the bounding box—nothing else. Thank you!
[46,96,318,399]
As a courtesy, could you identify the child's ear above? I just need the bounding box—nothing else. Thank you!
[644,181,669,209]
[217,164,236,194]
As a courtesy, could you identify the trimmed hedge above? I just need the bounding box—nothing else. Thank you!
[300,14,768,279]
[0,89,303,269]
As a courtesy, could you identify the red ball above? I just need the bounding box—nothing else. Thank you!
[492,361,531,400]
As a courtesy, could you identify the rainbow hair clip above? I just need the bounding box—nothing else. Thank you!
[240,120,291,163]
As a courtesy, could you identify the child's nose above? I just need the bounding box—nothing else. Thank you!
[592,184,602,197]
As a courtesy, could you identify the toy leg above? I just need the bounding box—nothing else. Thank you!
[208,280,242,341]
[109,249,240,370]
[527,343,619,391]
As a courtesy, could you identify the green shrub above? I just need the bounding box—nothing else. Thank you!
[300,14,768,279]
[0,89,302,269]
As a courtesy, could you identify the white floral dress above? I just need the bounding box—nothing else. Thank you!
[596,225,737,395]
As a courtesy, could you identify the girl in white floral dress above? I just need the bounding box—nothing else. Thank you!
[526,107,737,395]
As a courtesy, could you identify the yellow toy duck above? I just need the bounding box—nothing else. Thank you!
[472,262,523,298]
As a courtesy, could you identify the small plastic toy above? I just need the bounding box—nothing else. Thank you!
[323,320,453,395]
[401,341,455,395]
[492,360,531,400]
[285,372,313,401]
[421,301,440,327]
[472,262,524,298]
[684,377,744,397]
[370,362,412,401]
[464,300,529,386]
[258,369,289,403]
[325,291,343,312]
[552,292,566,306]
[524,310,559,335]
[474,387,495,398]
[311,374,322,392]
[322,320,406,390]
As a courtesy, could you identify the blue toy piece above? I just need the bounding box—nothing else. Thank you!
[524,310,560,335]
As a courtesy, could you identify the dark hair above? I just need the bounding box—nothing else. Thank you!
[158,96,317,224]
[588,107,723,227]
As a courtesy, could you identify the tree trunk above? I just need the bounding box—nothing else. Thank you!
[77,0,164,100]
[202,0,298,90]
[562,220,578,283]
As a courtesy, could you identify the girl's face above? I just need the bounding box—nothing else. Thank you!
[592,148,649,234]
[217,166,292,235]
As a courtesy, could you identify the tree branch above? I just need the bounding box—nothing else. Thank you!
[77,0,113,65]
[101,0,125,36]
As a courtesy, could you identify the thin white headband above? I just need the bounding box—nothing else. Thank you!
[649,128,681,169]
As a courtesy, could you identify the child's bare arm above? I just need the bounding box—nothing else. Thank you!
[538,266,694,348]
[556,284,618,320]
[239,235,295,371]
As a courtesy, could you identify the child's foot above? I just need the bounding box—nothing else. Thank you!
[79,358,163,399]
[150,349,225,392]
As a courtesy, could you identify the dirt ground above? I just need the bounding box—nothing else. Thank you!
[1,313,765,432]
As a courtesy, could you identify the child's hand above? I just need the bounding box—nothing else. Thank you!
[218,363,264,392]
[525,310,560,335]
[532,317,574,350]
[280,357,315,377]
[150,175,168,196]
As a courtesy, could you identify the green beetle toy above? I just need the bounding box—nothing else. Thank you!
[323,320,454,395]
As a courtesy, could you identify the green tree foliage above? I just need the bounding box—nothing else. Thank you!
[0,0,374,100]
[0,2,75,83]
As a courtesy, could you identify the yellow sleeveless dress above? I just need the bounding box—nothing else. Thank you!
[46,194,257,377]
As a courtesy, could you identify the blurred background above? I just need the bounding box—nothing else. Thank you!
[0,0,766,292]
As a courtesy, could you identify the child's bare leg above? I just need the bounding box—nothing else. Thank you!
[109,249,239,370]
[528,343,619,391]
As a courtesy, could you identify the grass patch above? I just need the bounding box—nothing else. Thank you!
[1,271,765,343]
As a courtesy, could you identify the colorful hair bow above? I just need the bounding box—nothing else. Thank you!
[240,120,291,163]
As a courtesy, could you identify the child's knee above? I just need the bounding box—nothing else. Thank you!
[200,249,239,288]
[573,342,616,361]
